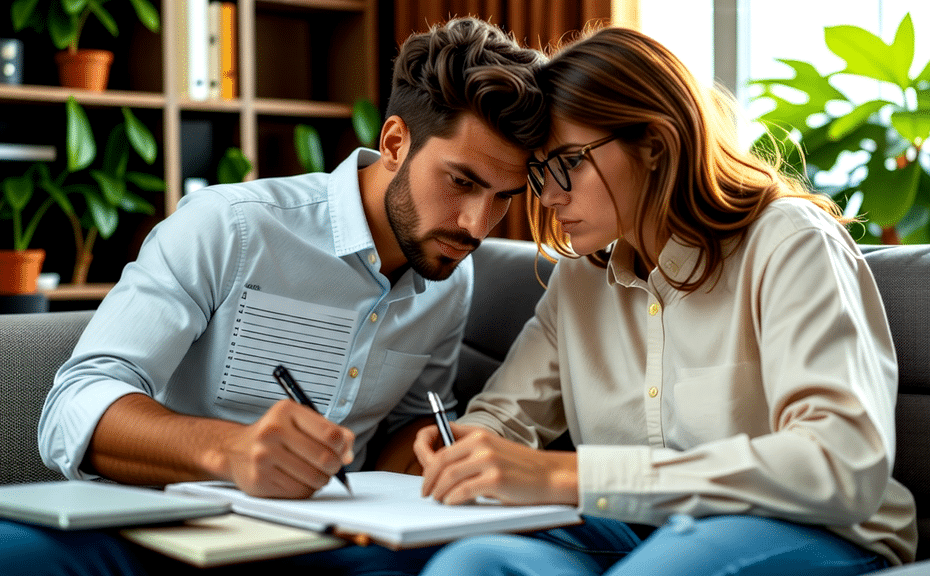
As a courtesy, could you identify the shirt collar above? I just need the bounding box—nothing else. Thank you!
[607,236,705,288]
[328,148,380,258]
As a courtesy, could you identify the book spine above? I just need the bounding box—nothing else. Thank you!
[220,2,238,99]
[188,0,210,100]
[208,2,222,99]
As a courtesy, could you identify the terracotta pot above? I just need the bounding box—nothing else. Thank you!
[55,49,114,92]
[0,249,46,295]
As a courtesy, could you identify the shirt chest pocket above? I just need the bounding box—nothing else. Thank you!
[668,362,768,446]
[359,350,431,414]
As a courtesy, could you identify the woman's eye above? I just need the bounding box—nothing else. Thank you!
[562,153,586,170]
[451,176,472,189]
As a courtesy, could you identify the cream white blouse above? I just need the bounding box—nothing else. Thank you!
[458,197,917,565]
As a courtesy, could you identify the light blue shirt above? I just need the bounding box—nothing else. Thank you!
[40,149,472,480]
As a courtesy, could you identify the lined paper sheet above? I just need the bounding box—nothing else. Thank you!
[216,289,359,415]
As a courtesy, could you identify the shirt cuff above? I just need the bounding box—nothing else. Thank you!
[578,444,655,522]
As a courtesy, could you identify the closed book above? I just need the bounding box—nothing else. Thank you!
[219,2,238,99]
[121,513,344,567]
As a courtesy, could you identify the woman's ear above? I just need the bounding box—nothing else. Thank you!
[639,126,665,171]
[379,115,410,172]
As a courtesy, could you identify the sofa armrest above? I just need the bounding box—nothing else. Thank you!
[0,310,94,485]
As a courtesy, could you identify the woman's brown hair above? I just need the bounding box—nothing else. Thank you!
[530,27,847,292]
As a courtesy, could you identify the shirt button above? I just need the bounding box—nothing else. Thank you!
[597,497,609,510]
[648,303,660,316]
[648,386,659,398]
[349,367,359,378]
[368,252,377,265]
[369,312,378,323]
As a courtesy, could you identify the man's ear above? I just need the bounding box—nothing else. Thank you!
[379,115,410,172]
[639,125,665,171]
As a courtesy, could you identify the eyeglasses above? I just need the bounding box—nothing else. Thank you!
[527,134,618,198]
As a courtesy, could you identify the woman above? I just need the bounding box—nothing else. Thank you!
[413,27,916,576]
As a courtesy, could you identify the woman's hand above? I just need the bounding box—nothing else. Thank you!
[414,422,578,506]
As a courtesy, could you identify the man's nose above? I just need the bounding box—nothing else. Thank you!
[457,194,498,240]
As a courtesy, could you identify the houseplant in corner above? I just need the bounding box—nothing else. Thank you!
[36,96,165,284]
[10,0,161,91]
[750,12,930,244]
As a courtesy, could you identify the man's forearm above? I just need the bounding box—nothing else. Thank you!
[85,392,242,486]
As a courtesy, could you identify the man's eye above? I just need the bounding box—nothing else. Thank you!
[451,176,473,189]
[562,153,586,170]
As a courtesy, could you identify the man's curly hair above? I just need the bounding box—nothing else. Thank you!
[386,17,548,155]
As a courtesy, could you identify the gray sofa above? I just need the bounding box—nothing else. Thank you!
[1,238,928,571]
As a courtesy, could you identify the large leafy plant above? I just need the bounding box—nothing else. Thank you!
[750,13,930,244]
[11,0,160,53]
[32,97,164,283]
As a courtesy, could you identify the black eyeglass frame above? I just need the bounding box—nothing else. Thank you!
[527,134,619,198]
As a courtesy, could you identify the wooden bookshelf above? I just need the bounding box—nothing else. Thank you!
[0,0,378,296]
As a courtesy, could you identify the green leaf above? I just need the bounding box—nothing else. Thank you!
[87,0,118,37]
[11,0,41,31]
[102,124,129,177]
[128,0,161,32]
[48,2,76,50]
[217,148,252,184]
[858,159,922,227]
[750,59,847,130]
[3,174,34,211]
[66,97,96,172]
[118,190,155,215]
[122,108,157,164]
[825,16,913,89]
[83,187,119,238]
[90,169,126,205]
[890,109,930,145]
[827,99,893,141]
[352,99,381,148]
[916,59,930,85]
[294,124,324,173]
[125,171,165,192]
[62,0,88,16]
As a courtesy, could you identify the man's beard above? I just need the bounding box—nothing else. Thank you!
[384,159,480,281]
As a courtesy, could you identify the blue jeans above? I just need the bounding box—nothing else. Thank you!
[0,520,439,576]
[419,514,891,576]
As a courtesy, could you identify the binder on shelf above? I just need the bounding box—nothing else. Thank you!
[207,2,221,99]
[219,2,238,99]
[187,0,210,100]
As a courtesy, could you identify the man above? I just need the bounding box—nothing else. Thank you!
[0,17,546,576]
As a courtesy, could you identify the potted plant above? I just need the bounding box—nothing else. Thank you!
[750,12,930,244]
[10,0,161,91]
[0,165,70,294]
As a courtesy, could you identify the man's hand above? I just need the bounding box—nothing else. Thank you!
[413,422,579,506]
[86,393,353,499]
[213,399,355,498]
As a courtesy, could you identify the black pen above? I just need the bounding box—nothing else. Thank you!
[273,364,353,494]
[427,391,455,447]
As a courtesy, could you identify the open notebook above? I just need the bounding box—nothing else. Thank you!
[167,471,581,549]
[0,481,230,530]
